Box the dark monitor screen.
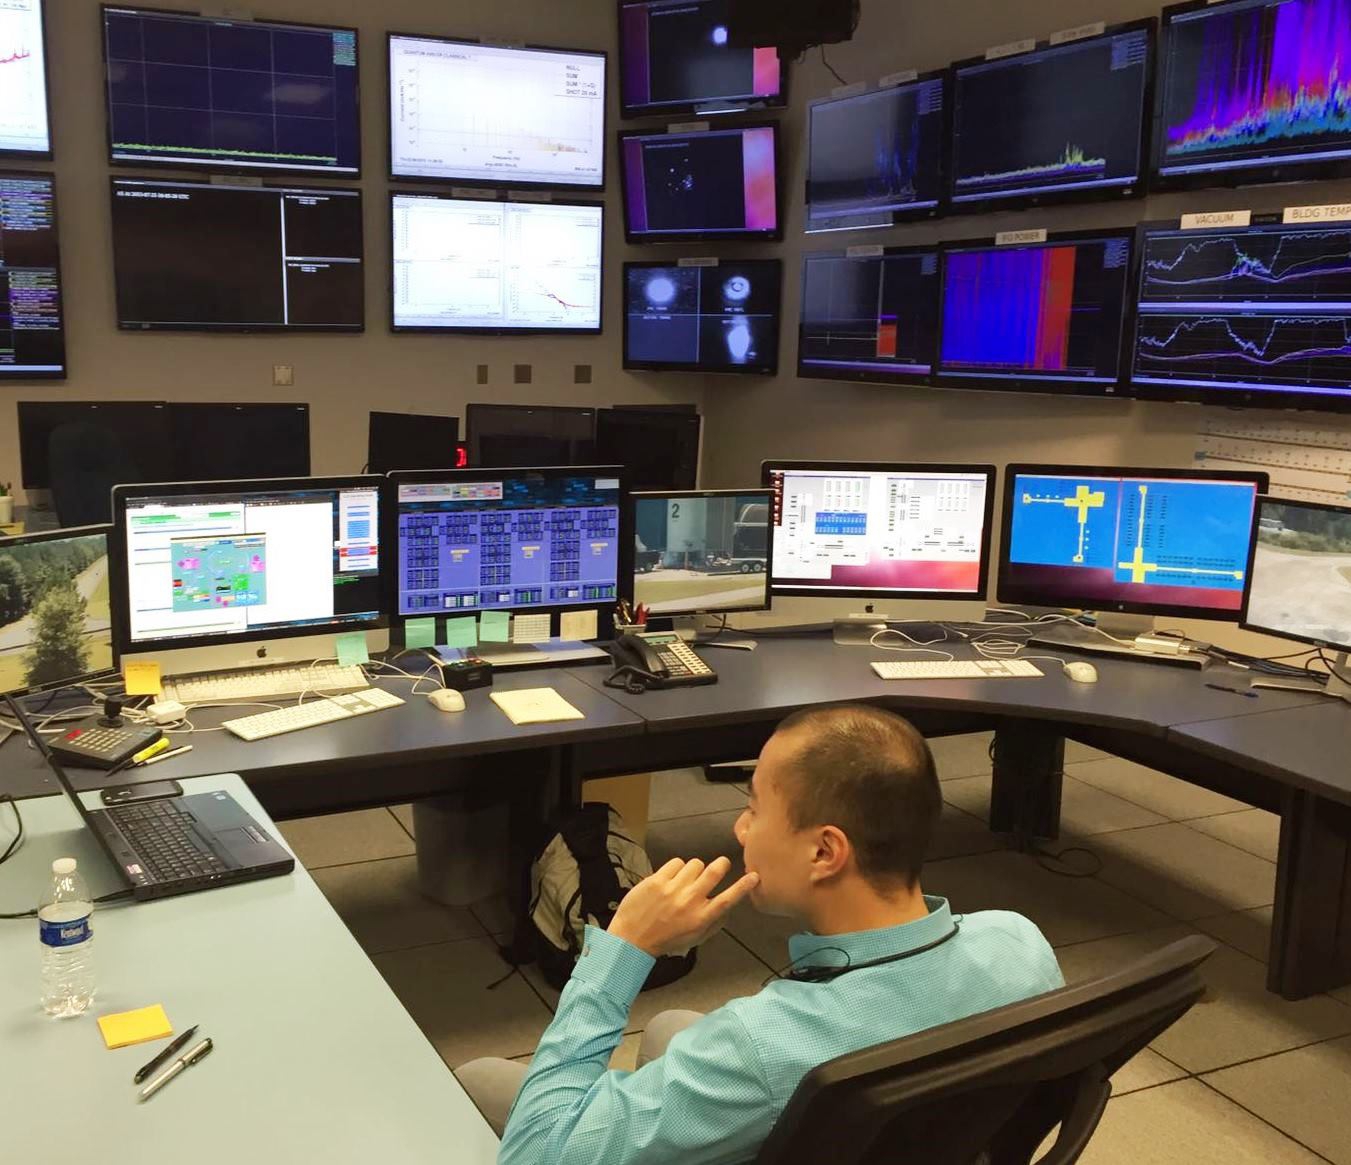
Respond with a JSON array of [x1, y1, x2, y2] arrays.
[[950, 21, 1154, 210], [620, 125, 780, 241], [169, 404, 310, 480], [1154, 0, 1351, 189], [936, 232, 1134, 395], [1243, 497, 1351, 651], [1130, 218, 1351, 412], [619, 0, 785, 118], [111, 178, 364, 332], [465, 404, 597, 469], [596, 409, 701, 491], [0, 0, 52, 159], [624, 261, 781, 374], [806, 74, 947, 232], [367, 411, 462, 474], [798, 246, 940, 386], [0, 172, 64, 379], [102, 5, 361, 175]]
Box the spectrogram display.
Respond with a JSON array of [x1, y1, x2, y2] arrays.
[[1158, 0, 1351, 179]]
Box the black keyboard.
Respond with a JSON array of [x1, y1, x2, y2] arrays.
[[108, 800, 227, 883]]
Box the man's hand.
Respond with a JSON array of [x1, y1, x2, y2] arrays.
[[608, 857, 759, 958]]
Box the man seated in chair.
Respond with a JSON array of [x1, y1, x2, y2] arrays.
[[458, 704, 1064, 1164]]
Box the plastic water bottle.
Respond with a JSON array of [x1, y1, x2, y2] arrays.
[[39, 858, 95, 1018]]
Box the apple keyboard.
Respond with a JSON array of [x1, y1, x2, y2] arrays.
[[222, 688, 405, 742], [870, 659, 1045, 681]]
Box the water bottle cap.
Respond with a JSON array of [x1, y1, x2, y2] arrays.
[[52, 858, 77, 875]]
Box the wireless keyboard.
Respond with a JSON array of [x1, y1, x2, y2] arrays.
[[222, 688, 405, 742], [871, 659, 1045, 681], [163, 663, 369, 706]]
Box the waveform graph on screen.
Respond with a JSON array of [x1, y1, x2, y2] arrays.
[[1136, 312, 1351, 389], [0, 0, 48, 154], [1142, 227, 1351, 304]]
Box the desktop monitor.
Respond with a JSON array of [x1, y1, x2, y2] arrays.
[[806, 72, 947, 232], [367, 412, 462, 475], [624, 260, 781, 374], [101, 5, 361, 176], [390, 193, 603, 334], [0, 527, 114, 697], [167, 404, 311, 481], [620, 124, 780, 242], [633, 490, 772, 616], [798, 246, 940, 386], [466, 404, 597, 470], [1153, 0, 1351, 191], [935, 230, 1134, 397], [111, 178, 364, 332], [0, 0, 52, 160], [0, 172, 65, 379], [949, 20, 1154, 211], [595, 408, 701, 491], [387, 33, 606, 189], [1130, 216, 1351, 413], [619, 0, 786, 119], [110, 476, 388, 678]]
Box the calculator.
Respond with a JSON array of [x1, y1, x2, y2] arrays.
[[49, 724, 164, 769]]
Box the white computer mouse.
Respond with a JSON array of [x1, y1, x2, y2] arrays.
[[428, 689, 466, 713], [1063, 661, 1099, 685]]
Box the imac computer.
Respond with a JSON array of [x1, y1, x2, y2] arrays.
[[390, 466, 628, 667], [1242, 496, 1351, 703], [752, 462, 997, 636], [1000, 464, 1268, 664], [111, 477, 388, 683]]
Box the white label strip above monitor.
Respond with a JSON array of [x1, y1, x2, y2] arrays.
[[1050, 21, 1105, 45], [1180, 210, 1251, 229], [880, 69, 919, 87], [985, 38, 1036, 61], [996, 228, 1048, 245], [678, 257, 719, 267], [1283, 203, 1351, 224]]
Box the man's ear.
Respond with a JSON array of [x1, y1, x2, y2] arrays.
[[808, 825, 852, 884]]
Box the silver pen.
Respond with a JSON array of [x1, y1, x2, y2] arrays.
[[138, 1038, 214, 1102]]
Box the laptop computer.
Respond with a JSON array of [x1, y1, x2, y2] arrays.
[[4, 694, 294, 901]]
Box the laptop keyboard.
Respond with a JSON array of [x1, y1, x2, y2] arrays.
[[109, 800, 227, 883]]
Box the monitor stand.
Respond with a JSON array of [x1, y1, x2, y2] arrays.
[[1029, 612, 1210, 669], [437, 639, 608, 670], [670, 614, 758, 650], [1251, 651, 1351, 705]]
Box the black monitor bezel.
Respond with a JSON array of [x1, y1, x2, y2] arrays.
[[618, 121, 783, 244], [946, 18, 1157, 216], [0, 0, 54, 162], [596, 408, 702, 490], [366, 410, 461, 475], [997, 462, 1271, 620], [631, 487, 774, 615], [622, 258, 782, 375], [616, 0, 789, 120], [796, 243, 941, 389], [0, 524, 116, 697], [933, 227, 1137, 399], [109, 475, 390, 659], [760, 460, 998, 602], [464, 403, 599, 468], [804, 69, 952, 233], [385, 31, 608, 191], [0, 169, 66, 380], [1241, 494, 1351, 653], [99, 3, 363, 178]]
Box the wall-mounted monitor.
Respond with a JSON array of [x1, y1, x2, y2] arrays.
[[388, 33, 606, 189], [0, 0, 52, 160], [0, 172, 64, 379], [620, 124, 779, 243], [619, 0, 785, 119], [798, 246, 940, 387], [624, 260, 781, 374], [1153, 0, 1351, 190], [391, 193, 603, 334], [949, 20, 1154, 212], [806, 72, 947, 232], [101, 5, 361, 176], [1130, 217, 1351, 412], [111, 178, 364, 332], [935, 230, 1134, 397]]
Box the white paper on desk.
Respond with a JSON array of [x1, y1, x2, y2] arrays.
[[560, 609, 599, 642], [491, 687, 586, 725]]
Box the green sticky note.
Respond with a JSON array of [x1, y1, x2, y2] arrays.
[[404, 617, 437, 649], [336, 631, 370, 667], [444, 616, 478, 649], [479, 611, 511, 643]]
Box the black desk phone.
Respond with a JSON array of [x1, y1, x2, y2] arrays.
[[609, 631, 718, 690]]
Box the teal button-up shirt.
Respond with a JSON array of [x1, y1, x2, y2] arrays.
[[497, 897, 1064, 1165]]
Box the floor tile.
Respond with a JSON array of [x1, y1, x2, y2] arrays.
[[926, 732, 993, 781], [927, 802, 1003, 861], [1206, 1036, 1351, 1165], [311, 855, 484, 955], [1195, 907, 1273, 964], [646, 809, 744, 869], [373, 936, 554, 1065], [1065, 740, 1111, 763], [470, 894, 515, 938], [943, 772, 1167, 837], [1111, 1048, 1187, 1096], [648, 767, 749, 822], [1333, 986, 1351, 1007], [723, 901, 801, 971], [1077, 1079, 1325, 1165], [1187, 810, 1281, 863], [277, 807, 417, 870], [391, 803, 415, 838], [1091, 823, 1275, 921], [1068, 757, 1250, 821]]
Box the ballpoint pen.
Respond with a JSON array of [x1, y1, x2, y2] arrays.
[[138, 1037, 213, 1102], [133, 1025, 199, 1085], [140, 744, 193, 767], [1205, 683, 1259, 699]]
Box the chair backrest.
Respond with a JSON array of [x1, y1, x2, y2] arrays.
[[754, 935, 1216, 1165]]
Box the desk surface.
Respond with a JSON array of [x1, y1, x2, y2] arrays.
[[0, 775, 499, 1165]]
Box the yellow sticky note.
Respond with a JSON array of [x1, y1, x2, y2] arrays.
[[98, 1004, 173, 1050], [560, 609, 599, 642], [123, 662, 162, 697]]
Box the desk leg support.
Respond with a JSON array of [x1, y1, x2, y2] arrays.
[[499, 755, 561, 966], [1270, 788, 1351, 1000], [990, 725, 1064, 851]]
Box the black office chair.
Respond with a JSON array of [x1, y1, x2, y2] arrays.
[[755, 935, 1216, 1165]]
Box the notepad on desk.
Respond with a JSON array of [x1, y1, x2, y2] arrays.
[[490, 687, 585, 725]]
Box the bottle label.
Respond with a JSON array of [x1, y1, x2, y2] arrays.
[[40, 916, 92, 948]]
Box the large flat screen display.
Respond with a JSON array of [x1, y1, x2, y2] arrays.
[[0, 172, 64, 378], [0, 0, 52, 159]]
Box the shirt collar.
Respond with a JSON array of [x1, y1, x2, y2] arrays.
[[786, 896, 956, 972]]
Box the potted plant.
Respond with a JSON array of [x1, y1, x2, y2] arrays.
[[0, 482, 12, 527]]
